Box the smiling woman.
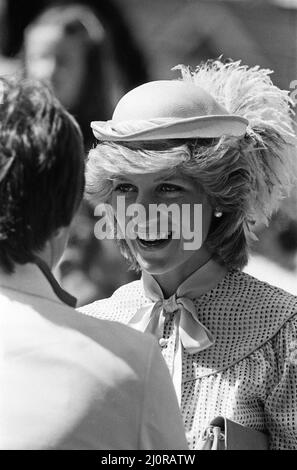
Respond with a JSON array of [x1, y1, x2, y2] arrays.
[[87, 136, 250, 273], [80, 59, 297, 449], [108, 168, 211, 294]]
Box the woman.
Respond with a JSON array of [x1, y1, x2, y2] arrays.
[[81, 59, 297, 449]]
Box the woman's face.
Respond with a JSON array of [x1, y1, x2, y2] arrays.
[[25, 25, 86, 109], [110, 169, 213, 276]]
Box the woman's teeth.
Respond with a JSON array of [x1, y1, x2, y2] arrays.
[[136, 232, 173, 248], [137, 232, 170, 241]]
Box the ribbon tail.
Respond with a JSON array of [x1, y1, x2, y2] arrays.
[[172, 312, 182, 407], [128, 302, 164, 338], [179, 302, 214, 353]]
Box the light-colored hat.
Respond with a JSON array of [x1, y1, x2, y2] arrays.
[[91, 80, 248, 141]]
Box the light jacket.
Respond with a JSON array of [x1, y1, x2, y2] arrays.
[[0, 260, 187, 450]]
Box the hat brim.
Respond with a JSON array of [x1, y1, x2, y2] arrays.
[[91, 115, 249, 141]]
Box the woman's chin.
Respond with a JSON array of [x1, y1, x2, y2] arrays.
[[135, 245, 180, 275], [139, 261, 175, 276]]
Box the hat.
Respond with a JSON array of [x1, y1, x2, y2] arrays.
[[91, 80, 249, 141]]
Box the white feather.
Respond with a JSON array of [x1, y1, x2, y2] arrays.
[[173, 59, 297, 238]]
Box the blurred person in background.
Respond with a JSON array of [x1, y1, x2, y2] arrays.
[[0, 76, 187, 450], [24, 3, 112, 147], [21, 2, 148, 306], [0, 0, 19, 76]]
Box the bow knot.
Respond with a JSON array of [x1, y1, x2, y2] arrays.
[[128, 260, 227, 404], [162, 294, 179, 314], [129, 289, 214, 354]]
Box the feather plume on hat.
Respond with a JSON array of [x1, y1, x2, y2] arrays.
[[173, 60, 297, 238]]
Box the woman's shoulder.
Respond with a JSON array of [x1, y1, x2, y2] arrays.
[[225, 268, 297, 314], [200, 268, 297, 333], [223, 269, 297, 341], [189, 269, 297, 378], [78, 279, 147, 322]]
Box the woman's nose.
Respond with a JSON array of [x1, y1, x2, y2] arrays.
[[135, 190, 162, 212]]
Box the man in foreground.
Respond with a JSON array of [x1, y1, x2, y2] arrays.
[[0, 77, 187, 450]]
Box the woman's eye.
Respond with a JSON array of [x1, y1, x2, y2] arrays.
[[114, 183, 137, 193], [159, 184, 184, 193]]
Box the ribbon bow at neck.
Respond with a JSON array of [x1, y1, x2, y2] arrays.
[[128, 270, 215, 355], [128, 264, 221, 404], [128, 260, 228, 403]]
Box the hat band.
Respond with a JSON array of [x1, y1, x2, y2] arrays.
[[91, 115, 249, 141]]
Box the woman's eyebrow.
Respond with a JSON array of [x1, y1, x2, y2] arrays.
[[154, 174, 187, 183], [111, 175, 133, 183]]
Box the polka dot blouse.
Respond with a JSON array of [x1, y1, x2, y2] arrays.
[[80, 269, 297, 450]]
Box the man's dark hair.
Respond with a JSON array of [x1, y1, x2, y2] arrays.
[[0, 76, 85, 273]]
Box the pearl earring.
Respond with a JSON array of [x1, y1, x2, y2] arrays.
[[214, 209, 223, 218]]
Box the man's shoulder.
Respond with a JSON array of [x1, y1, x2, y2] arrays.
[[76, 308, 156, 355], [0, 285, 156, 377], [65, 303, 158, 378], [51, 297, 157, 371], [0, 291, 159, 450]]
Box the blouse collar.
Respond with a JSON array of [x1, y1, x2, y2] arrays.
[[141, 257, 228, 300]]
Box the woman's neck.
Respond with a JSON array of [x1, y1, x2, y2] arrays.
[[153, 248, 212, 298]]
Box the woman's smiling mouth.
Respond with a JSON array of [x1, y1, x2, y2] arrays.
[[136, 232, 173, 249]]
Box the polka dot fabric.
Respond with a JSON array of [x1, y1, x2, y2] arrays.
[[80, 270, 297, 449]]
